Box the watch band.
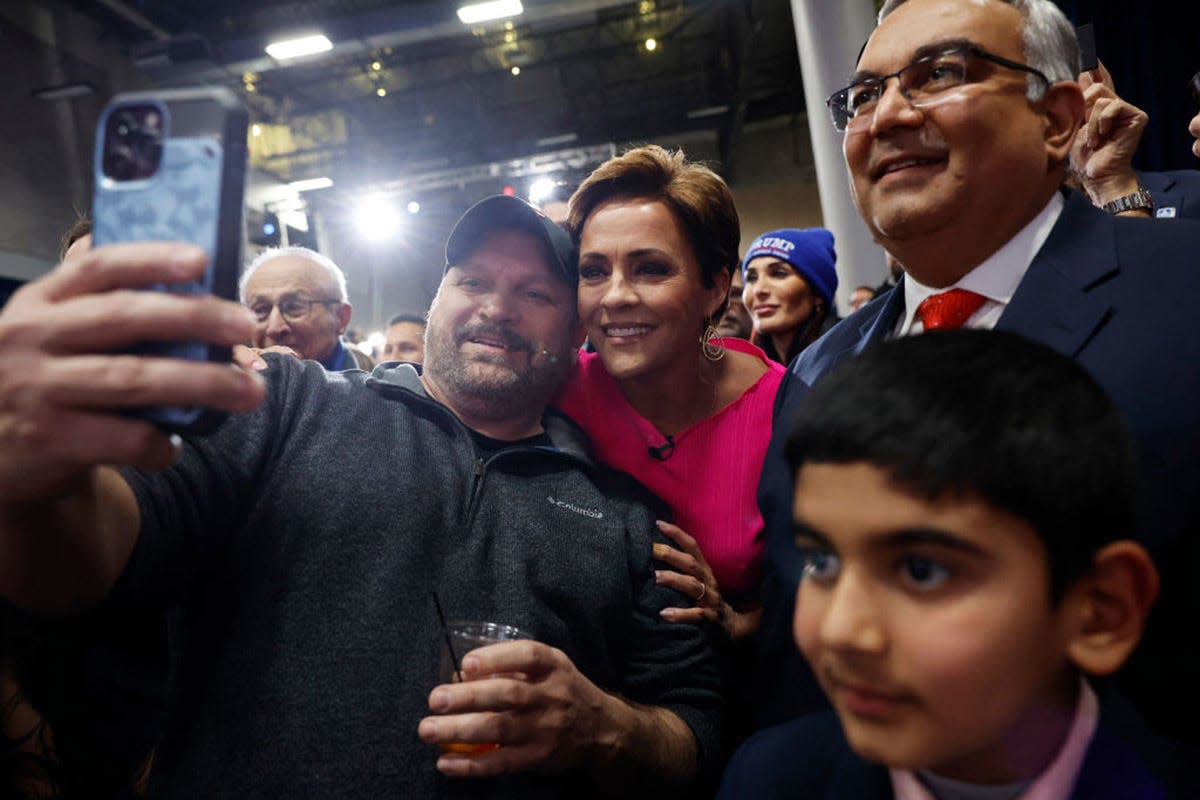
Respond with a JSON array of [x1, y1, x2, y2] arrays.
[[1102, 188, 1154, 215]]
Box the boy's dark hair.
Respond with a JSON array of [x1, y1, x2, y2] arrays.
[[785, 329, 1138, 601], [387, 313, 426, 327]]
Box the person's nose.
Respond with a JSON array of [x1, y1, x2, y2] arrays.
[[263, 305, 291, 339], [600, 270, 638, 309], [479, 289, 519, 324], [818, 571, 887, 656], [868, 78, 925, 135]]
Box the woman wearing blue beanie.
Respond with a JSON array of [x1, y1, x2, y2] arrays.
[[740, 227, 838, 365]]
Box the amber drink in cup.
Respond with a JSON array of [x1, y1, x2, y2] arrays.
[[437, 621, 531, 754]]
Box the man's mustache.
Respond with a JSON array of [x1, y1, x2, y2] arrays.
[[455, 323, 532, 354]]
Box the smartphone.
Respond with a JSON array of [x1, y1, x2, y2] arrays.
[[1075, 23, 1097, 73], [92, 87, 248, 433]]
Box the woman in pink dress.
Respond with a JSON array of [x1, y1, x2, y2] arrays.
[[554, 145, 794, 645]]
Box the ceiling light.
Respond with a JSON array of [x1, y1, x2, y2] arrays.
[[407, 201, 421, 214], [265, 34, 333, 60], [31, 82, 95, 101], [288, 177, 334, 192], [536, 132, 577, 147], [355, 195, 401, 242], [644, 38, 658, 51], [371, 60, 382, 71], [457, 0, 523, 25], [376, 87, 388, 97], [686, 105, 729, 119], [251, 124, 263, 137], [510, 66, 521, 76], [528, 177, 557, 205]]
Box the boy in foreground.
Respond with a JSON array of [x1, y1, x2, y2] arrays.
[[720, 330, 1185, 799]]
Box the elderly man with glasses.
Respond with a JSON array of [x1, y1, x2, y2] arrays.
[[752, 0, 1200, 752], [240, 246, 375, 370]]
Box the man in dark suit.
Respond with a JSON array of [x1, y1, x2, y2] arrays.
[[754, 0, 1200, 747]]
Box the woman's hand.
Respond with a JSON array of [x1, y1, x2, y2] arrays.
[[652, 520, 761, 642]]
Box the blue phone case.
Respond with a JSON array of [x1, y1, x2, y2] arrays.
[[92, 89, 247, 433]]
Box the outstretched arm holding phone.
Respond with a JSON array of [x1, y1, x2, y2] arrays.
[[0, 240, 263, 611]]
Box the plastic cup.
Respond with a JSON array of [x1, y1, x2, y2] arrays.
[[437, 621, 531, 754]]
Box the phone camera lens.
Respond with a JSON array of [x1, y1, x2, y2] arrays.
[[103, 104, 164, 182]]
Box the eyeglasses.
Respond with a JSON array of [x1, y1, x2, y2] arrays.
[[826, 43, 1051, 132], [247, 298, 340, 322]]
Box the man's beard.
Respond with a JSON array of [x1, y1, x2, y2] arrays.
[[424, 319, 574, 421]]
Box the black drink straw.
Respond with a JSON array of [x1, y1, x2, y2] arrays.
[[431, 592, 463, 683]]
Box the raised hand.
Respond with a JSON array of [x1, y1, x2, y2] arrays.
[[1070, 63, 1148, 208], [0, 240, 263, 500], [1190, 111, 1200, 159], [0, 239, 265, 609]]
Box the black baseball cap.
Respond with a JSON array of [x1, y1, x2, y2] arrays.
[[444, 195, 578, 285]]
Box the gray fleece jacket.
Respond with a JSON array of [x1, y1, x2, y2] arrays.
[[115, 354, 723, 798]]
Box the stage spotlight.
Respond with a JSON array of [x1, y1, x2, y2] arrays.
[[528, 177, 557, 206], [355, 195, 401, 242]]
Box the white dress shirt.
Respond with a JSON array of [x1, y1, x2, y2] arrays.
[[895, 193, 1065, 337]]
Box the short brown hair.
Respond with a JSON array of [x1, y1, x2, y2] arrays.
[[566, 145, 740, 320]]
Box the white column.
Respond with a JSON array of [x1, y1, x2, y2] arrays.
[[790, 0, 887, 313]]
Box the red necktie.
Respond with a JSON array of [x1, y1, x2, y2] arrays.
[[916, 289, 987, 331]]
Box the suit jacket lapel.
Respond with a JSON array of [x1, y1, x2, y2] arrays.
[[861, 283, 905, 345], [833, 283, 905, 361], [997, 192, 1117, 358], [793, 285, 904, 385]]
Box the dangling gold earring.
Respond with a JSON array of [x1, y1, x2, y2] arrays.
[[701, 323, 725, 362]]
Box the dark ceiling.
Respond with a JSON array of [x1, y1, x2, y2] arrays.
[[77, 0, 804, 190]]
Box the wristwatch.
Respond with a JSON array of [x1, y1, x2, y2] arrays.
[[1102, 188, 1154, 215]]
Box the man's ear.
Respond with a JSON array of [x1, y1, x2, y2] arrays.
[[335, 302, 353, 336], [1041, 81, 1086, 168], [1064, 541, 1159, 677]]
